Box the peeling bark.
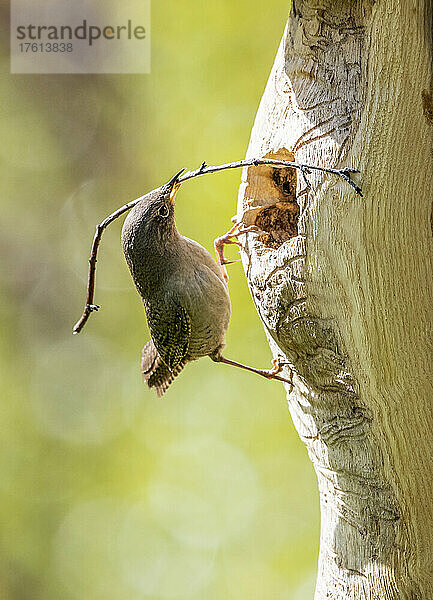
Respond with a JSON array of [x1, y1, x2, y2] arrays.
[[237, 1, 433, 598]]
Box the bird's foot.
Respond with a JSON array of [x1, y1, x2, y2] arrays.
[[260, 357, 291, 377], [211, 352, 293, 385], [214, 223, 259, 281], [253, 357, 293, 384]]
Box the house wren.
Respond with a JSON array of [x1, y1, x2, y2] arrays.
[[121, 170, 291, 396]]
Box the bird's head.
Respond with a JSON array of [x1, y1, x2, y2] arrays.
[[122, 168, 185, 248], [141, 167, 184, 223]]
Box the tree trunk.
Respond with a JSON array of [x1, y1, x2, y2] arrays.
[[236, 1, 433, 598]]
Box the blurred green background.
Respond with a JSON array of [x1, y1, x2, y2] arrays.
[[0, 1, 319, 598]]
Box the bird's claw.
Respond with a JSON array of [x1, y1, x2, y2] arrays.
[[214, 223, 259, 281], [220, 259, 242, 266], [261, 357, 293, 384]]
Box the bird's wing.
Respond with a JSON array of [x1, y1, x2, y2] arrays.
[[146, 303, 191, 371]]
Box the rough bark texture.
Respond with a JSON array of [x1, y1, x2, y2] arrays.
[[236, 1, 433, 598]]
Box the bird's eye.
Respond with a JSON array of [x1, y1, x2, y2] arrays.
[[158, 204, 170, 218]]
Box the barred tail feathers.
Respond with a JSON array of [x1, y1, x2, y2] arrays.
[[141, 340, 186, 397]]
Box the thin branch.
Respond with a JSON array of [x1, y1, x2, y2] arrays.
[[178, 158, 362, 196], [73, 157, 362, 334], [72, 197, 145, 334]]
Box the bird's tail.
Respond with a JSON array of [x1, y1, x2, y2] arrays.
[[141, 340, 186, 397]]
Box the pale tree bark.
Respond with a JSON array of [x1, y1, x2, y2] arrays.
[[236, 1, 433, 598]]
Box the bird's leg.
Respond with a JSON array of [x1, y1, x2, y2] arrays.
[[211, 352, 293, 385], [214, 223, 259, 281]]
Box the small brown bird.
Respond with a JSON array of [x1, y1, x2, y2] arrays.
[[121, 170, 290, 396]]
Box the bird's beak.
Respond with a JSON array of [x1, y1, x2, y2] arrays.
[[169, 181, 181, 205], [164, 168, 185, 205]]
